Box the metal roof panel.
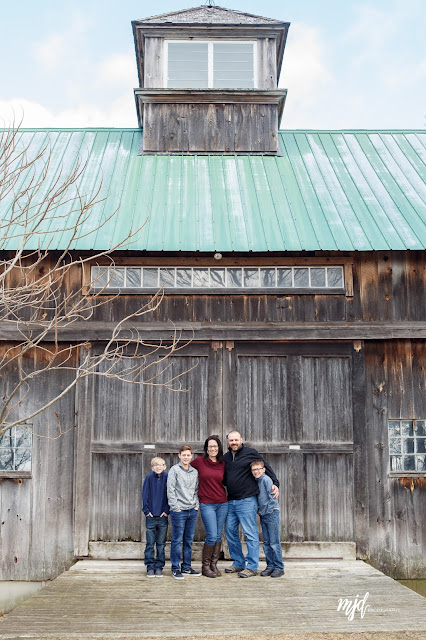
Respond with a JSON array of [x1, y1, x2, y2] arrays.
[[1, 128, 425, 252]]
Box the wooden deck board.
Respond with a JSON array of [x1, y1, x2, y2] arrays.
[[0, 560, 425, 638]]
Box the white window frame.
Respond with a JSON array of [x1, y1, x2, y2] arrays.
[[164, 40, 258, 89]]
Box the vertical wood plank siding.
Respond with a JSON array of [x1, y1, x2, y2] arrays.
[[365, 340, 426, 578]]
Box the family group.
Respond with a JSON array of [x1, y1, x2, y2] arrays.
[[142, 430, 285, 580]]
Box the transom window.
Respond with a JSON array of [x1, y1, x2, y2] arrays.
[[388, 420, 426, 473], [165, 41, 256, 89], [0, 425, 32, 472], [91, 266, 344, 292]]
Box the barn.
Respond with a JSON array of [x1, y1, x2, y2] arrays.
[[0, 5, 425, 583]]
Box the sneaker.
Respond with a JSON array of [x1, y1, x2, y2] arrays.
[[172, 570, 184, 580], [238, 568, 257, 578], [260, 567, 274, 577], [154, 568, 163, 578], [181, 567, 201, 576], [224, 565, 245, 574], [147, 569, 155, 578], [270, 569, 285, 578]]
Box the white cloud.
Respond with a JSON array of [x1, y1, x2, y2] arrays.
[[0, 96, 137, 128], [35, 12, 90, 72], [279, 22, 334, 128], [97, 54, 137, 90]]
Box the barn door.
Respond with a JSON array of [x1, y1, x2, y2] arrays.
[[74, 343, 222, 556], [223, 343, 355, 542]]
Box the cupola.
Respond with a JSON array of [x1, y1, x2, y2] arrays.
[[132, 5, 289, 154]]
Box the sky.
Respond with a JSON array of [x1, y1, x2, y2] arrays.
[[1, 0, 425, 130]]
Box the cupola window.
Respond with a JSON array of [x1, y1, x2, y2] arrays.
[[165, 41, 256, 89]]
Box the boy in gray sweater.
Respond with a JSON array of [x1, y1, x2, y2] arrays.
[[251, 460, 285, 577], [167, 444, 201, 579]]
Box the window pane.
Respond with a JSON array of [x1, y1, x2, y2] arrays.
[[210, 269, 226, 287], [388, 421, 401, 437], [277, 268, 292, 287], [108, 268, 125, 288], [294, 268, 309, 287], [227, 268, 242, 287], [91, 266, 109, 288], [401, 420, 414, 437], [0, 449, 14, 470], [213, 43, 254, 88], [159, 268, 175, 287], [193, 268, 209, 287], [389, 439, 401, 455], [390, 456, 402, 471], [176, 268, 192, 287], [15, 449, 31, 471], [0, 430, 14, 448], [260, 268, 276, 287], [416, 455, 426, 471], [143, 268, 158, 288], [15, 427, 32, 448], [415, 438, 426, 454], [403, 455, 415, 471], [310, 268, 326, 287], [126, 268, 142, 288], [244, 268, 259, 287], [327, 267, 343, 288], [403, 438, 414, 454], [168, 42, 208, 88], [415, 421, 426, 436]]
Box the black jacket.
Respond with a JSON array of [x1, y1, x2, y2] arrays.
[[223, 444, 279, 500]]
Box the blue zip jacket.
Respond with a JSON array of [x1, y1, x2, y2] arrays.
[[142, 471, 170, 516]]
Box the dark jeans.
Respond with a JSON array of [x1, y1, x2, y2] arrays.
[[144, 515, 168, 570], [170, 508, 198, 572], [260, 509, 284, 571]]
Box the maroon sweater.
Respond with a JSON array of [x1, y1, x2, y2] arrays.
[[191, 456, 227, 504]]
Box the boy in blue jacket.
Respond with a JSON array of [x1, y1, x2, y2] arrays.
[[251, 459, 285, 578], [142, 457, 169, 578]]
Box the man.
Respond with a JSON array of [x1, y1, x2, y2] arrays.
[[224, 430, 279, 578]]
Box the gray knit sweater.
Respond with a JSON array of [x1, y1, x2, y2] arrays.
[[167, 462, 199, 512]]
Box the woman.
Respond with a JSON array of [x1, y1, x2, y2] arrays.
[[191, 435, 228, 577]]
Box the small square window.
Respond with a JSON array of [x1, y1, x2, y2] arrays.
[[388, 420, 426, 474], [143, 268, 159, 288], [0, 425, 32, 473]]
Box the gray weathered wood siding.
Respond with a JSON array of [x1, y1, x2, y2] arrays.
[[142, 103, 278, 153], [0, 346, 77, 581], [364, 340, 426, 579]]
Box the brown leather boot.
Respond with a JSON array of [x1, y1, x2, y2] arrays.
[[202, 543, 217, 578], [211, 541, 222, 577]]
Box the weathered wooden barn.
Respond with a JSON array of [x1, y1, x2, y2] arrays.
[[0, 5, 425, 583]]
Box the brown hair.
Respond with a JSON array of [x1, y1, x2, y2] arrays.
[[179, 444, 193, 453], [250, 459, 265, 469]]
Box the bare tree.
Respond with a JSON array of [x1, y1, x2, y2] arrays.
[[0, 122, 192, 444]]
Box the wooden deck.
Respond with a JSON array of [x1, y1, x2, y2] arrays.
[[0, 559, 425, 639]]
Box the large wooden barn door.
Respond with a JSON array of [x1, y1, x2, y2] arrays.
[[74, 343, 222, 556], [223, 343, 355, 542]]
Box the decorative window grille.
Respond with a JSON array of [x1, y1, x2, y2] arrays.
[[388, 420, 426, 473], [0, 425, 32, 472], [165, 41, 256, 89], [90, 265, 345, 292]]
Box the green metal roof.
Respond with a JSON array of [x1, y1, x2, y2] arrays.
[[2, 128, 426, 252]]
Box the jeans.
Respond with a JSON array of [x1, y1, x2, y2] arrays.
[[144, 515, 168, 570], [200, 502, 229, 546], [225, 496, 259, 572], [260, 510, 284, 571], [170, 508, 198, 572]]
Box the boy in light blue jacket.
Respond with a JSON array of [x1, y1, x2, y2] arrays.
[[251, 459, 285, 577]]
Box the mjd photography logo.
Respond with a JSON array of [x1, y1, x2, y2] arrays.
[[337, 592, 370, 621]]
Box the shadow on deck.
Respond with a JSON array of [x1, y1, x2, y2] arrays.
[[0, 559, 425, 639]]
